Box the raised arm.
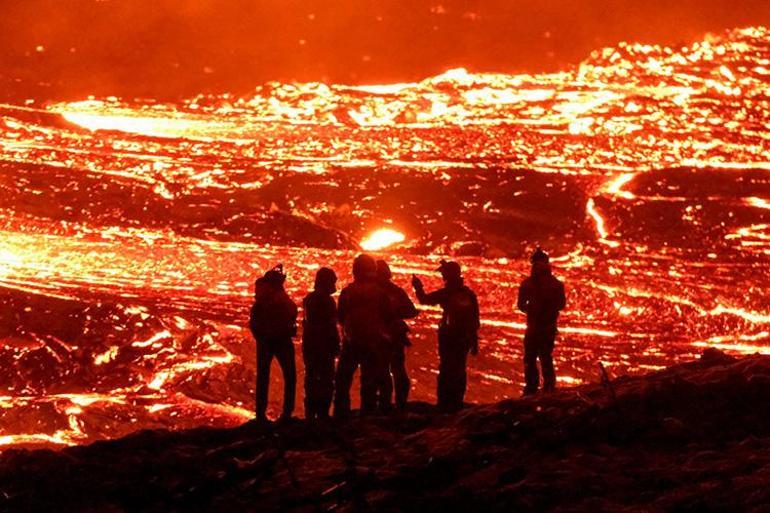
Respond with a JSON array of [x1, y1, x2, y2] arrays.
[[412, 275, 448, 306], [415, 287, 446, 306]]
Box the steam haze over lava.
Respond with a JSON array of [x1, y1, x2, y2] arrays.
[[3, 0, 770, 98]]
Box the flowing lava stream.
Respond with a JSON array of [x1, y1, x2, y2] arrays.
[[1, 27, 769, 448]]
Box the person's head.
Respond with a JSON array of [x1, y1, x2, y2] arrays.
[[262, 263, 286, 286], [314, 267, 337, 295], [255, 264, 286, 298], [376, 259, 392, 282], [352, 254, 377, 282], [438, 259, 462, 286], [530, 248, 551, 277], [530, 247, 549, 265]]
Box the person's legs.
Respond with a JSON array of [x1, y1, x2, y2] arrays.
[[522, 331, 539, 395], [375, 344, 391, 412], [454, 349, 468, 409], [380, 349, 394, 411], [255, 342, 273, 420], [274, 340, 296, 418], [437, 331, 467, 412], [317, 355, 335, 418], [437, 357, 448, 410], [437, 331, 450, 410], [333, 343, 357, 418], [391, 346, 410, 409], [441, 347, 467, 412], [540, 330, 557, 392], [359, 343, 380, 415], [303, 354, 318, 419]]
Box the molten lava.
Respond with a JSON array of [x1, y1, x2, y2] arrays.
[[0, 27, 769, 448], [360, 229, 406, 251]]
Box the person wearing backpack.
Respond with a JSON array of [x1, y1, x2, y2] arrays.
[[249, 264, 298, 423], [517, 248, 566, 396], [412, 260, 480, 412], [301, 267, 340, 420], [333, 254, 392, 417]]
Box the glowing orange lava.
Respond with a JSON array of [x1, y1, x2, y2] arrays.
[[360, 228, 406, 251], [0, 27, 769, 448]]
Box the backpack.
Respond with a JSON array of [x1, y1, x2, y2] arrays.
[[250, 286, 297, 341], [341, 282, 388, 345]]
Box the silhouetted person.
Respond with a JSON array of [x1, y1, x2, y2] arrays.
[[249, 264, 298, 422], [302, 267, 340, 420], [517, 248, 566, 396], [412, 260, 479, 412], [334, 254, 392, 417], [376, 260, 418, 410]]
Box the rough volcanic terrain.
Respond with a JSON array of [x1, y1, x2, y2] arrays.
[[2, 349, 770, 512]]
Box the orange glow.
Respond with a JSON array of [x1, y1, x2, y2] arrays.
[[360, 228, 406, 251], [747, 197, 770, 210], [1, 27, 769, 448], [58, 103, 222, 138], [604, 173, 637, 200], [586, 199, 620, 247]]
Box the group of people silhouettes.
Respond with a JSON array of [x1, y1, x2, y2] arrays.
[[248, 248, 565, 422]]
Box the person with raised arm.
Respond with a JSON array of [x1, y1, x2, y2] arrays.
[[412, 260, 479, 412]]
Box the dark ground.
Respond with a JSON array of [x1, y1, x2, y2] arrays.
[[2, 349, 770, 512]]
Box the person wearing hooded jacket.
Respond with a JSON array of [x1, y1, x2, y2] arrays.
[[249, 264, 298, 422], [333, 254, 392, 417], [412, 260, 480, 412], [376, 259, 418, 410], [301, 267, 340, 420], [517, 248, 566, 396]]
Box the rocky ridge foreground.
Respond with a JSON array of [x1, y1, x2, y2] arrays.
[[2, 350, 770, 512]]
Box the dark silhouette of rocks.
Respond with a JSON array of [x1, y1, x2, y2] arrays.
[[3, 349, 770, 512]]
